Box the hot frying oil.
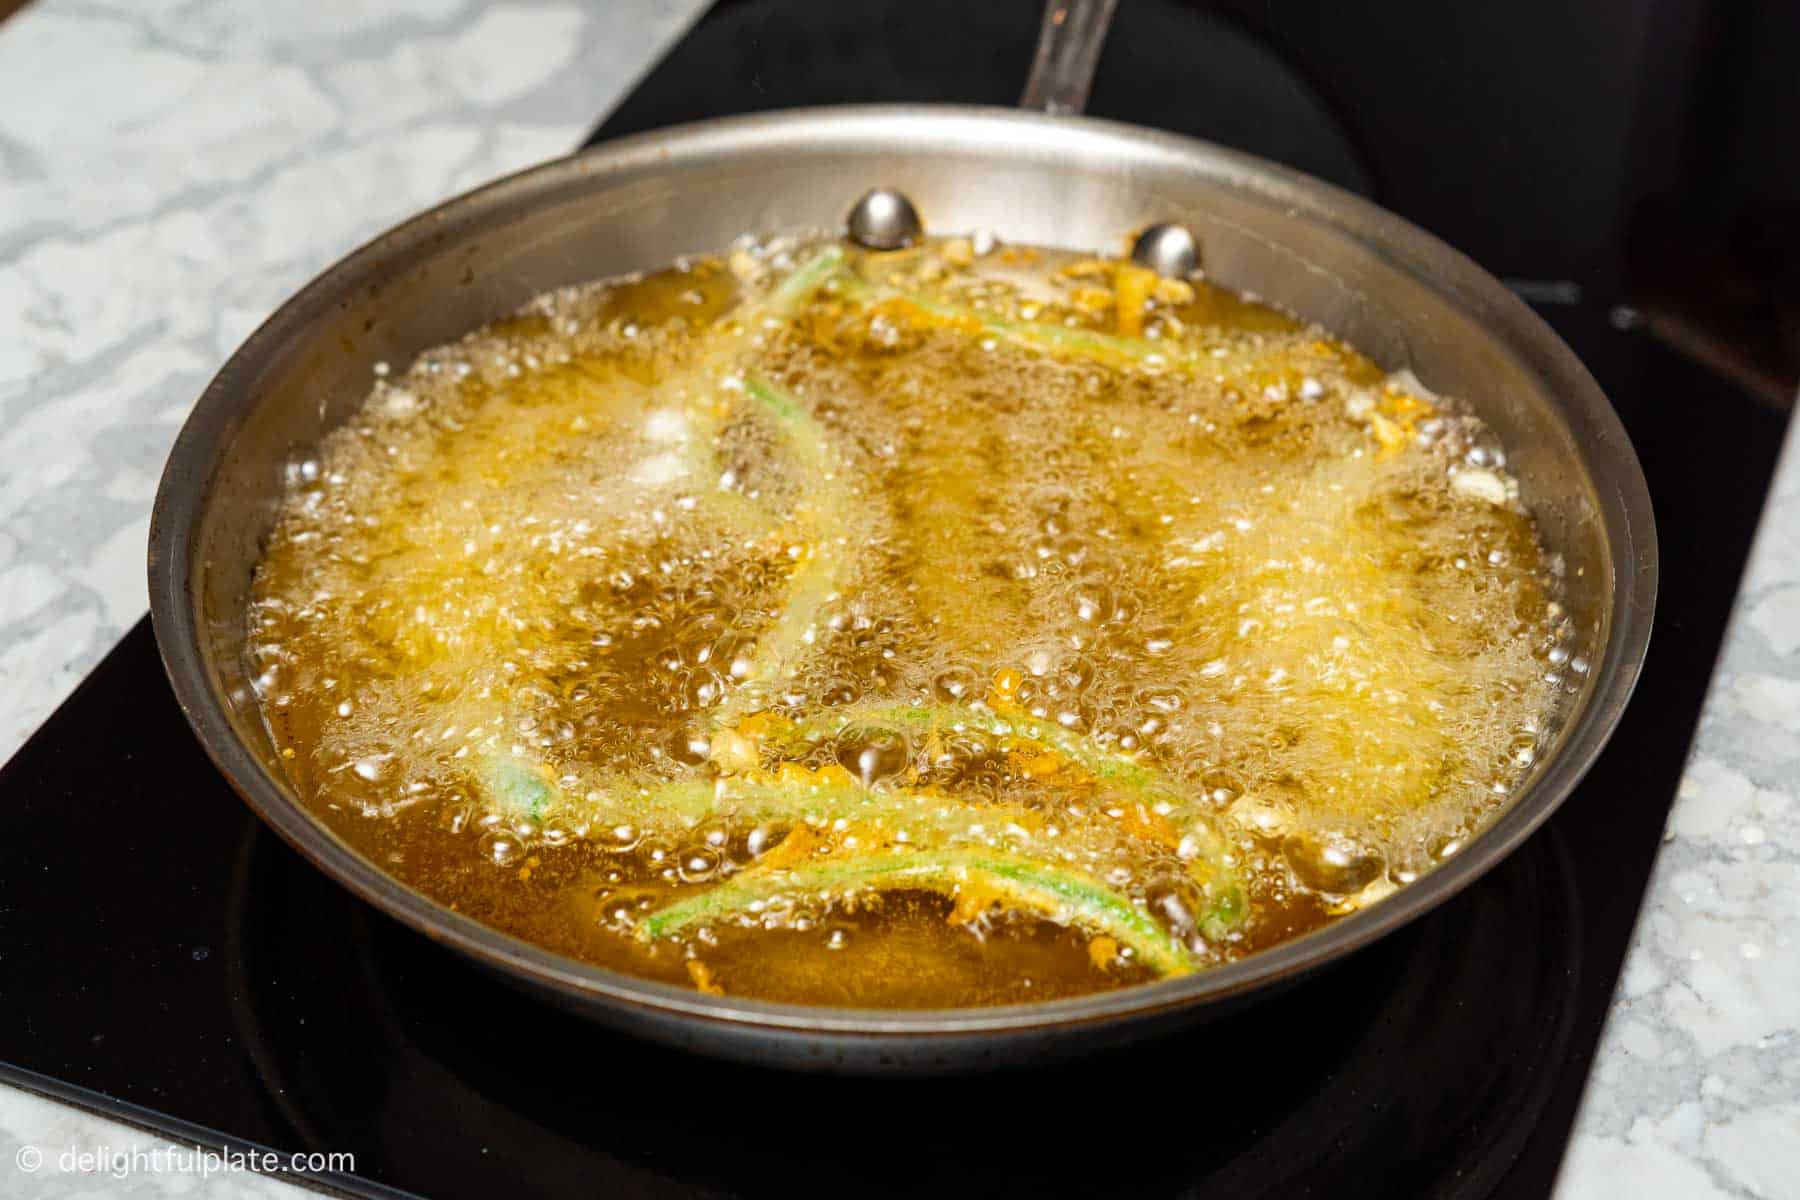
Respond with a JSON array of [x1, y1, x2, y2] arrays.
[[248, 237, 1571, 1006]]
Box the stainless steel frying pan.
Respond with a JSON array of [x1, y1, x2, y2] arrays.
[[147, 2, 1655, 1072]]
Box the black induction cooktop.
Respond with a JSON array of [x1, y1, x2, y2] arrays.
[[1, 3, 1790, 1197]]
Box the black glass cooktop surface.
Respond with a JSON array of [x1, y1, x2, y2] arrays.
[[1, 2, 1790, 1197]]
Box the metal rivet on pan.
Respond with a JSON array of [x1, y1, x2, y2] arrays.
[[1129, 222, 1202, 279], [846, 188, 924, 250]]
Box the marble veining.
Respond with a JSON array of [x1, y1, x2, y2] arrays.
[[1558, 429, 1800, 1199], [0, 1, 1795, 1195]]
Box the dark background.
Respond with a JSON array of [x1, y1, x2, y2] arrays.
[[1199, 0, 1800, 407]]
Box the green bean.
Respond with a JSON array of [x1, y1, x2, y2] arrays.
[[645, 246, 850, 541], [838, 268, 1357, 390], [906, 292, 1197, 367], [687, 246, 846, 374], [710, 373, 851, 725], [479, 754, 555, 821], [753, 701, 1236, 872], [638, 847, 1196, 977], [834, 271, 1203, 370], [476, 759, 1045, 846], [754, 701, 1245, 929], [767, 245, 847, 315], [477, 755, 699, 828], [762, 701, 1177, 800], [743, 374, 833, 478], [477, 755, 1243, 944], [478, 756, 681, 827], [798, 251, 1335, 387], [639, 250, 858, 725]]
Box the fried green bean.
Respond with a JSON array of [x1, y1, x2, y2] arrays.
[[637, 847, 1196, 976], [750, 701, 1237, 873], [665, 245, 851, 537], [834, 271, 1203, 370], [761, 701, 1179, 801], [767, 244, 847, 314], [478, 756, 1047, 844], [479, 754, 556, 821], [710, 372, 852, 725]]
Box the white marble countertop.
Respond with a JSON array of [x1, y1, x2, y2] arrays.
[[1557, 427, 1800, 1197], [0, 1, 1794, 1196]]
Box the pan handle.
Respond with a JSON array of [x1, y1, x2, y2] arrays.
[[1018, 0, 1121, 116]]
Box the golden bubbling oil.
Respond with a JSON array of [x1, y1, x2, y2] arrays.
[[247, 235, 1572, 1006]]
